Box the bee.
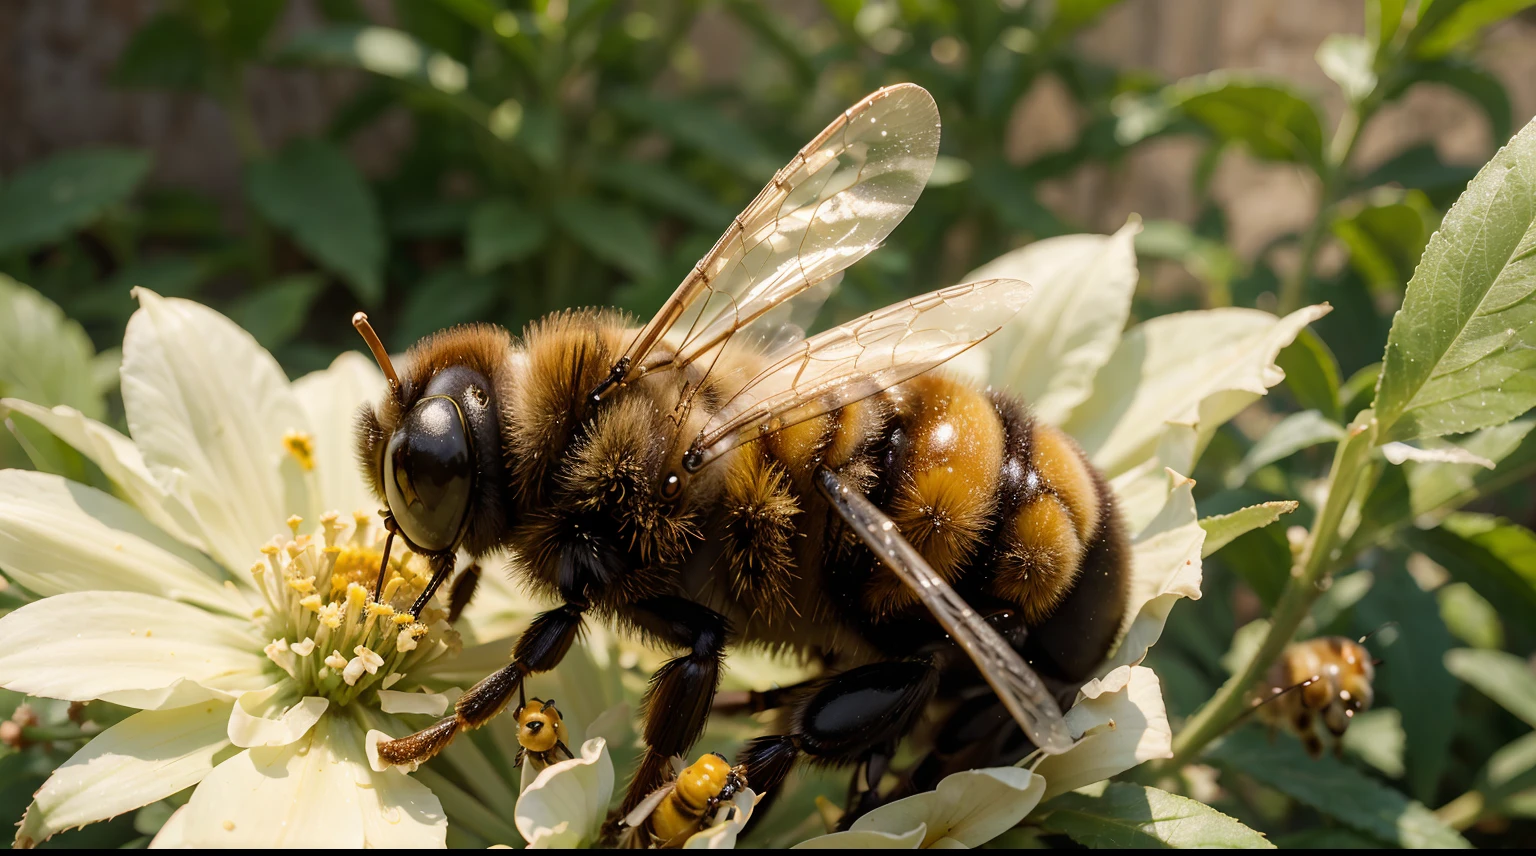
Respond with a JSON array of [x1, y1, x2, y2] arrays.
[[514, 698, 573, 769], [617, 752, 750, 848], [1254, 636, 1377, 758], [355, 82, 1130, 816]]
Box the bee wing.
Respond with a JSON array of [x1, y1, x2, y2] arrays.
[[621, 780, 675, 830], [688, 278, 1033, 470], [813, 467, 1072, 754], [603, 83, 940, 392]]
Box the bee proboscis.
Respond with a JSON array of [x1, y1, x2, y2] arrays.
[[356, 81, 1131, 819]]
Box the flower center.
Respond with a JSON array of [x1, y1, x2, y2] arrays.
[[249, 512, 459, 706]]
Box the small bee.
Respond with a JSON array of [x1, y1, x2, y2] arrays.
[[618, 753, 749, 848], [1254, 636, 1377, 758], [358, 82, 1130, 816], [514, 698, 573, 769]]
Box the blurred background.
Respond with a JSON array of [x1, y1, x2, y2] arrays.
[[5, 0, 1536, 848]]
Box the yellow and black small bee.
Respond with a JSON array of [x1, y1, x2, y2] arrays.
[[514, 698, 573, 769], [1254, 636, 1377, 758], [618, 752, 749, 849]]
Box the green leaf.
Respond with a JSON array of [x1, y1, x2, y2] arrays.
[[1374, 115, 1536, 442], [1358, 565, 1459, 802], [1445, 647, 1536, 728], [1332, 191, 1434, 298], [1210, 729, 1471, 848], [1277, 329, 1343, 421], [0, 149, 151, 255], [1306, 569, 1376, 635], [1397, 59, 1514, 144], [277, 24, 469, 94], [1414, 0, 1536, 58], [590, 161, 733, 228], [1228, 410, 1346, 487], [610, 92, 780, 181], [0, 276, 103, 420], [111, 12, 212, 92], [553, 198, 660, 281], [1039, 783, 1274, 848], [392, 267, 500, 349], [1343, 707, 1407, 779], [1353, 143, 1479, 204], [1474, 730, 1536, 813], [466, 198, 548, 273], [1341, 362, 1383, 420], [246, 139, 385, 305], [1167, 75, 1327, 171], [1439, 581, 1505, 648], [1407, 417, 1536, 519], [225, 274, 325, 350], [1371, 0, 1408, 48], [1317, 33, 1377, 102], [1199, 501, 1298, 557], [1405, 514, 1536, 629]]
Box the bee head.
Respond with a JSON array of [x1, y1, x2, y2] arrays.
[[354, 314, 513, 557]]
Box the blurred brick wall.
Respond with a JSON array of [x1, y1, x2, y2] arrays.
[[4, 0, 1534, 261]]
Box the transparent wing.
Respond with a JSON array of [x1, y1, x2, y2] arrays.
[[595, 83, 940, 398], [814, 468, 1073, 755], [686, 278, 1033, 470]]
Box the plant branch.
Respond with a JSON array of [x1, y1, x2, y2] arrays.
[[1163, 411, 1377, 768]]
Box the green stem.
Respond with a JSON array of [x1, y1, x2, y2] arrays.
[[1164, 411, 1377, 768], [20, 724, 94, 743]]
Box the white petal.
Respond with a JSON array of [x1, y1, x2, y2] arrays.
[[0, 399, 207, 549], [15, 700, 233, 848], [515, 737, 613, 848], [683, 789, 759, 849], [793, 825, 926, 849], [1108, 426, 1197, 536], [120, 291, 314, 571], [292, 351, 387, 517], [1063, 305, 1329, 478], [179, 714, 364, 847], [0, 470, 240, 614], [0, 591, 266, 709], [850, 767, 1045, 848], [1034, 665, 1172, 800], [969, 222, 1140, 426], [326, 714, 449, 848], [149, 805, 192, 848], [378, 689, 451, 716], [227, 684, 329, 748], [1101, 469, 1205, 673], [1381, 441, 1495, 468]]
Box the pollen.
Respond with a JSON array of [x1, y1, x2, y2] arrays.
[[283, 432, 317, 472]]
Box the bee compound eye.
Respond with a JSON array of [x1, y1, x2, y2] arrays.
[[661, 472, 683, 501], [384, 396, 474, 553]]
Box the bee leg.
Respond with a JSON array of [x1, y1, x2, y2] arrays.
[[445, 562, 482, 624], [738, 658, 939, 798], [712, 676, 820, 714], [621, 597, 731, 813], [841, 746, 894, 828], [375, 600, 587, 767]]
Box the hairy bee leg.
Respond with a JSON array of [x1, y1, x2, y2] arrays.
[[620, 597, 730, 814], [712, 676, 821, 714], [408, 551, 458, 617], [445, 562, 482, 624], [376, 601, 587, 767], [736, 658, 939, 798]]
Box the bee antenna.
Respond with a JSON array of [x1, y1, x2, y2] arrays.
[[1234, 676, 1318, 727], [1358, 622, 1398, 645], [374, 525, 396, 602], [352, 312, 401, 392]]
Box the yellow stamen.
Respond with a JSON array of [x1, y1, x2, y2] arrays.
[[283, 432, 316, 472]]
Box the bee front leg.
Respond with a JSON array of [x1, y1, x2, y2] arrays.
[[620, 597, 731, 814], [375, 601, 587, 768]]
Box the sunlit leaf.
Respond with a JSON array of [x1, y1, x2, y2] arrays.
[[1445, 647, 1536, 728], [1228, 410, 1345, 487], [1374, 115, 1536, 442], [1039, 783, 1273, 848], [1414, 0, 1536, 58], [1199, 501, 1298, 557], [1342, 709, 1407, 780], [1332, 191, 1435, 298], [0, 149, 151, 256], [1166, 75, 1326, 170], [246, 139, 385, 305], [1438, 581, 1505, 649], [1210, 730, 1470, 848]]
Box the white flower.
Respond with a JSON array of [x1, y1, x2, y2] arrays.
[[513, 737, 615, 848], [794, 222, 1323, 848], [0, 290, 458, 848]]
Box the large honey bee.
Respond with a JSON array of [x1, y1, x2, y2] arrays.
[[1254, 636, 1377, 758], [618, 753, 750, 848], [353, 83, 1130, 817]]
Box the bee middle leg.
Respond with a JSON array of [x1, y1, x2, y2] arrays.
[[375, 600, 587, 767], [621, 596, 731, 813], [736, 657, 939, 812]]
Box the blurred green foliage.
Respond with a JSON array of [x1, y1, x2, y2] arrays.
[[6, 0, 1536, 849]]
